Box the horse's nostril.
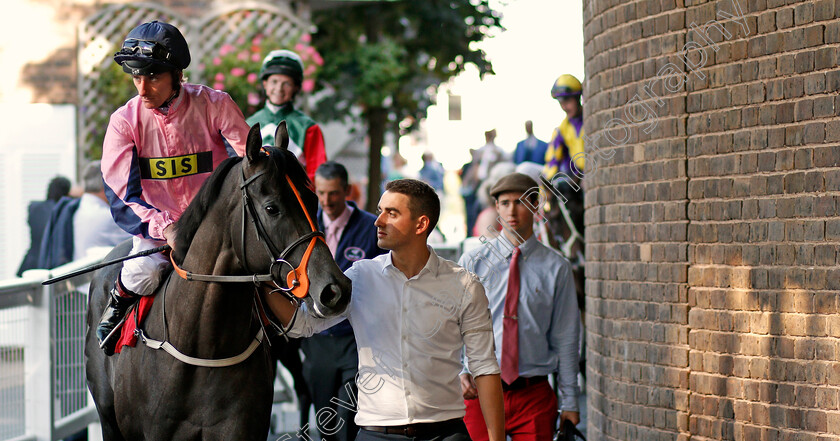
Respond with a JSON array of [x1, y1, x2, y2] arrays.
[[319, 283, 340, 308]]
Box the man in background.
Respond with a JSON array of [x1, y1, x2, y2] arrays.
[[513, 120, 548, 166], [17, 176, 71, 276], [459, 173, 581, 441], [73, 161, 132, 259]]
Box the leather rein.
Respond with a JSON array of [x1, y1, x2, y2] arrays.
[[136, 161, 324, 368]]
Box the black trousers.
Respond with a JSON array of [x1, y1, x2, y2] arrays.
[[356, 421, 471, 441], [301, 333, 359, 441]]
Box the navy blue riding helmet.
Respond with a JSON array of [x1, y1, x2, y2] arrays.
[[113, 20, 191, 75]]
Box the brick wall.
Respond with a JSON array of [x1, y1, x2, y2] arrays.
[[583, 0, 840, 440]]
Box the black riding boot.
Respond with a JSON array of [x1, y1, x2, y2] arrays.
[[96, 281, 138, 356]]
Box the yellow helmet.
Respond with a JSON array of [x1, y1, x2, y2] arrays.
[[551, 74, 582, 99]]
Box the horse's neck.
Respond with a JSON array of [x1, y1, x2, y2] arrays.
[[160, 225, 257, 356]]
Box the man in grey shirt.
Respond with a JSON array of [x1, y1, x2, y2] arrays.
[[459, 172, 581, 441]]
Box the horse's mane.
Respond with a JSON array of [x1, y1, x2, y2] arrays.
[[172, 147, 316, 265], [172, 156, 243, 264]]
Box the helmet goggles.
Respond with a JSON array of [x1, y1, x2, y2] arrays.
[[115, 39, 172, 64]]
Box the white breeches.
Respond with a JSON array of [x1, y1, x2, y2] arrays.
[[119, 236, 169, 296]]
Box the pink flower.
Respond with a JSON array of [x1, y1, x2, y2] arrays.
[[247, 73, 258, 84], [247, 92, 261, 106], [294, 43, 306, 53], [312, 52, 324, 66], [236, 36, 245, 45], [237, 51, 248, 61], [305, 64, 317, 76], [252, 36, 263, 46], [212, 57, 222, 66], [219, 44, 234, 56], [214, 72, 225, 82], [251, 53, 261, 62], [213, 82, 225, 90], [302, 79, 315, 93], [231, 67, 246, 77]]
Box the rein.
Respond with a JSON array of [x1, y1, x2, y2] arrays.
[[136, 160, 322, 368], [556, 200, 582, 260]]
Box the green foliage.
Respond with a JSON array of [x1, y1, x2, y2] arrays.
[[310, 1, 503, 134], [319, 38, 407, 109]]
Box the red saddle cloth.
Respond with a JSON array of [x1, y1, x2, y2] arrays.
[[114, 295, 156, 354]]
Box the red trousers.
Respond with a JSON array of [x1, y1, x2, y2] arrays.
[[463, 380, 558, 441]]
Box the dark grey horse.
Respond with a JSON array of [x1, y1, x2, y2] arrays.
[[85, 123, 351, 440]]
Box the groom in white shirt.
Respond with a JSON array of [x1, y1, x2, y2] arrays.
[[266, 178, 504, 441]]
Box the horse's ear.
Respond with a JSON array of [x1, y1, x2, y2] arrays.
[[274, 121, 289, 151], [246, 123, 263, 161]]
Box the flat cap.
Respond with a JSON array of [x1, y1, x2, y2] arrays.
[[490, 172, 539, 199]]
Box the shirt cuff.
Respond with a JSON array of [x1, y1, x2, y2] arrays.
[[560, 384, 581, 412], [149, 213, 175, 241]]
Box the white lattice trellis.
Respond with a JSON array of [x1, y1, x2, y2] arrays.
[[77, 1, 310, 160]]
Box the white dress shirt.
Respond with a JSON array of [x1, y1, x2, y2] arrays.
[[288, 247, 500, 426]]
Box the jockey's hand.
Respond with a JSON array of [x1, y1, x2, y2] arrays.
[[163, 224, 177, 252], [460, 373, 478, 400]]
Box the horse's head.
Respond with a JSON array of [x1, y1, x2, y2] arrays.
[[237, 122, 351, 317]]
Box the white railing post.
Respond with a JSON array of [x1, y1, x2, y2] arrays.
[[23, 270, 54, 441]]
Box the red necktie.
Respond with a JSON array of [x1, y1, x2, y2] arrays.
[[501, 247, 521, 385]]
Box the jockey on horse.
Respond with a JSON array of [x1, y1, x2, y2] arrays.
[[96, 20, 251, 355], [544, 74, 585, 180], [543, 74, 587, 382]]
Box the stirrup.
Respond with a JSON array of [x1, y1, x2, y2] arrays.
[[96, 285, 138, 356]]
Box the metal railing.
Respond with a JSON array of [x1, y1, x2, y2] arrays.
[[0, 252, 104, 441]]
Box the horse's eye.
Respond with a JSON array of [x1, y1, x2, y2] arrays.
[[265, 204, 280, 216]]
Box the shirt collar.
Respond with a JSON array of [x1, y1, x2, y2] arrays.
[[496, 233, 538, 259], [154, 86, 182, 115], [266, 101, 294, 114], [382, 245, 440, 279], [322, 202, 354, 230]]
